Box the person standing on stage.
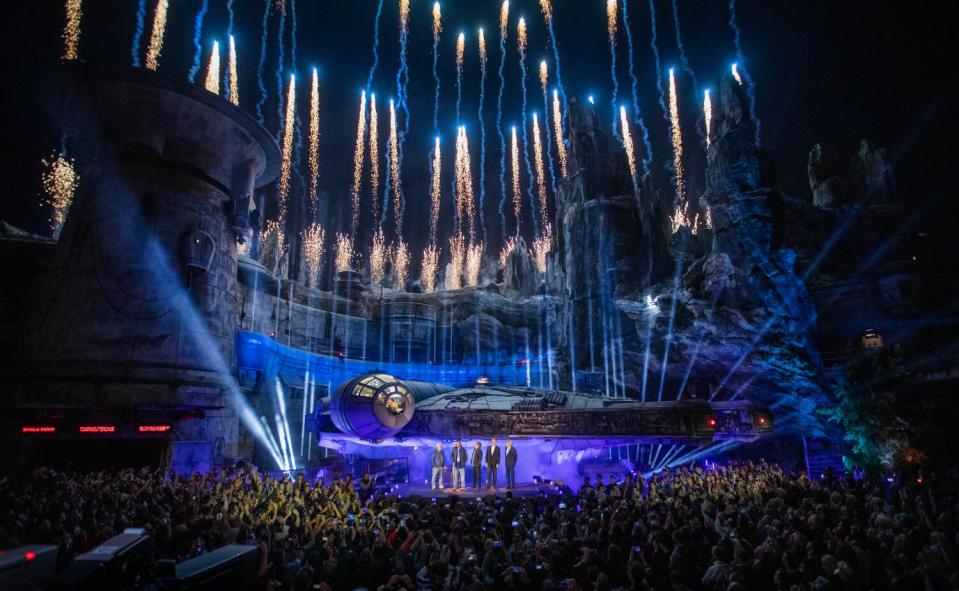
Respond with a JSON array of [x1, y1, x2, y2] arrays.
[[431, 443, 445, 490], [471, 441, 483, 489], [485, 437, 501, 489], [450, 440, 467, 490], [505, 439, 518, 489]]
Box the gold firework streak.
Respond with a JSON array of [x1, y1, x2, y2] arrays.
[[228, 36, 239, 105], [308, 69, 320, 216], [620, 106, 637, 177], [511, 126, 521, 234], [532, 113, 548, 229], [539, 0, 553, 23], [430, 137, 442, 244], [388, 99, 402, 237], [499, 1, 510, 41], [552, 89, 568, 177], [539, 60, 548, 96], [62, 0, 82, 61], [278, 74, 297, 227], [204, 41, 220, 95], [703, 89, 712, 147], [145, 0, 169, 71], [368, 93, 380, 221], [351, 91, 368, 234], [668, 69, 685, 204], [607, 0, 617, 43]]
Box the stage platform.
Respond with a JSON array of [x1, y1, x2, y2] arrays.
[[396, 482, 558, 499]]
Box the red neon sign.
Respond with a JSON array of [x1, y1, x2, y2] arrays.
[[138, 425, 171, 433], [21, 426, 56, 433], [79, 425, 115, 433]]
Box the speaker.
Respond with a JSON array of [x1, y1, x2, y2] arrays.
[[172, 544, 259, 590], [48, 528, 154, 590]]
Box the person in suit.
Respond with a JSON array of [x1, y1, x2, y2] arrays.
[[450, 440, 467, 490], [471, 441, 483, 489], [431, 443, 445, 490], [485, 437, 501, 489], [505, 439, 518, 489]]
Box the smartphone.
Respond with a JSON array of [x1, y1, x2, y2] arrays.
[[347, 513, 355, 522], [633, 545, 642, 553], [511, 520, 520, 527], [558, 503, 567, 509], [512, 566, 522, 574]]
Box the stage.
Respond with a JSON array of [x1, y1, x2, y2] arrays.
[[395, 481, 559, 499]]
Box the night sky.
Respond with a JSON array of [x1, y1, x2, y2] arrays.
[[2, 0, 955, 252]]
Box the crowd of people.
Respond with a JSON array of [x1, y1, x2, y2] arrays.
[[1, 460, 957, 590]]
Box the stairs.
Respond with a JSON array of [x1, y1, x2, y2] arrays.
[[803, 436, 846, 479]]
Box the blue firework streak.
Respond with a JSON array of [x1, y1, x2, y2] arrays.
[[478, 36, 488, 244], [670, 0, 697, 88], [496, 24, 508, 240], [622, 0, 653, 174], [187, 0, 210, 84], [131, 0, 147, 67], [395, 6, 411, 230], [366, 0, 384, 91], [541, 85, 557, 197], [223, 0, 235, 92], [432, 25, 440, 135], [647, 0, 668, 123], [728, 0, 761, 145], [518, 50, 538, 237], [275, 0, 287, 133], [255, 0, 273, 124], [290, 0, 306, 225], [608, 4, 619, 138], [545, 21, 567, 121]]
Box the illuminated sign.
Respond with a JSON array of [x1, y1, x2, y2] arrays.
[[138, 425, 171, 433], [79, 425, 115, 433], [21, 426, 56, 433]]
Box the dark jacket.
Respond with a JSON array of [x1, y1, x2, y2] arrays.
[[431, 449, 445, 467], [471, 447, 483, 467], [485, 445, 501, 467], [505, 446, 518, 468], [451, 446, 467, 467]]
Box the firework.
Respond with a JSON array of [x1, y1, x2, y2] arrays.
[[532, 113, 547, 228], [511, 126, 521, 234], [145, 0, 169, 71], [334, 232, 353, 272], [477, 28, 488, 243], [369, 229, 387, 284], [227, 35, 239, 105], [278, 74, 296, 228], [429, 137, 442, 244], [538, 0, 567, 117], [607, 0, 619, 136], [668, 69, 686, 206], [447, 234, 465, 290], [532, 225, 551, 273], [552, 89, 568, 177], [622, 0, 653, 172], [455, 32, 465, 123], [388, 98, 401, 236], [703, 89, 712, 147], [260, 219, 286, 274], [273, 0, 286, 126], [619, 106, 638, 177], [499, 235, 517, 268], [203, 41, 220, 95], [731, 62, 742, 85], [496, 0, 510, 238], [255, 0, 271, 123], [366, 0, 384, 89], [465, 242, 483, 286], [647, 0, 668, 122], [302, 223, 325, 288], [670, 202, 690, 234], [63, 0, 82, 61], [40, 151, 79, 239], [350, 91, 368, 234], [517, 17, 537, 236], [670, 0, 697, 87], [539, 61, 549, 95], [187, 0, 210, 83], [132, 0, 146, 66], [368, 93, 380, 221], [306, 69, 320, 218], [455, 127, 476, 240], [420, 244, 439, 292], [392, 241, 410, 289], [431, 2, 442, 134], [395, 0, 411, 154]]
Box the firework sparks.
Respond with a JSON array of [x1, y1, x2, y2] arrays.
[[532, 113, 547, 228], [334, 232, 354, 272], [429, 137, 442, 244], [227, 35, 239, 105], [668, 68, 686, 207], [478, 28, 488, 243], [447, 234, 465, 290], [511, 126, 521, 234], [456, 127, 476, 240], [369, 229, 387, 284], [499, 235, 517, 268], [420, 244, 439, 292], [517, 17, 537, 236], [499, 1, 510, 39], [40, 151, 79, 239], [62, 0, 82, 61], [302, 223, 325, 288], [455, 32, 465, 123], [731, 62, 743, 85], [203, 41, 221, 94], [432, 2, 442, 134], [145, 0, 169, 71], [388, 98, 402, 237], [350, 91, 368, 234], [703, 89, 712, 147], [496, 0, 510, 239], [308, 69, 320, 217], [517, 16, 527, 52], [552, 89, 568, 177], [368, 93, 380, 222], [392, 241, 410, 290], [532, 225, 551, 273], [465, 242, 483, 286], [539, 61, 548, 95], [277, 74, 296, 228], [607, 0, 619, 136], [619, 106, 638, 177], [260, 219, 286, 274]]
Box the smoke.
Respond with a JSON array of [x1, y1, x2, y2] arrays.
[[727, 0, 761, 145], [646, 0, 669, 123], [622, 0, 653, 173], [187, 0, 210, 84], [131, 0, 147, 67], [275, 0, 287, 131], [431, 3, 441, 135], [496, 1, 509, 241], [670, 0, 698, 88], [517, 19, 538, 237], [477, 30, 488, 244], [607, 0, 619, 138], [255, 0, 273, 123], [366, 0, 384, 91], [395, 0, 411, 232]]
